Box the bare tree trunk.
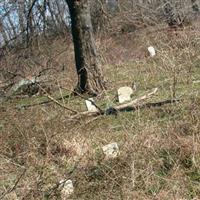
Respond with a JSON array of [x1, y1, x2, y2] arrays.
[[17, 0, 26, 42], [37, 0, 47, 36], [2, 4, 16, 39], [66, 0, 105, 95], [0, 20, 8, 44], [51, 1, 63, 29], [42, 0, 47, 35], [46, 1, 59, 31], [6, 13, 17, 39], [26, 0, 35, 46], [55, 1, 67, 26], [4, 21, 12, 41]]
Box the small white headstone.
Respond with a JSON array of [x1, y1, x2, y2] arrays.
[[147, 46, 156, 57], [118, 87, 133, 104], [102, 142, 119, 158], [193, 80, 200, 84], [60, 179, 74, 199], [4, 192, 18, 200], [85, 98, 98, 112]]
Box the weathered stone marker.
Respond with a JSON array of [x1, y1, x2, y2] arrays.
[[193, 80, 200, 84], [59, 179, 74, 199], [85, 98, 98, 112], [118, 86, 133, 104], [4, 192, 18, 200], [6, 77, 39, 97], [102, 142, 119, 158], [147, 46, 156, 57]]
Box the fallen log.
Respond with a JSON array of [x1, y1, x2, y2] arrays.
[[114, 88, 158, 112], [72, 88, 159, 118], [11, 87, 181, 120], [71, 88, 182, 119]]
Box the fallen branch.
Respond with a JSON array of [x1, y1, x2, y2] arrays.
[[11, 87, 181, 119], [114, 88, 158, 112], [72, 88, 159, 118], [38, 84, 78, 114], [72, 88, 182, 120], [14, 95, 69, 109], [12, 84, 78, 114]]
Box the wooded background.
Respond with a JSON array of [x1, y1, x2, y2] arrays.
[[0, 0, 199, 48]]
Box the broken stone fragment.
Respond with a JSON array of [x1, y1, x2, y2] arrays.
[[59, 179, 74, 199], [85, 98, 98, 112], [193, 80, 200, 84], [118, 86, 133, 104], [4, 192, 18, 200], [102, 142, 119, 158], [147, 46, 156, 57], [6, 77, 39, 97]]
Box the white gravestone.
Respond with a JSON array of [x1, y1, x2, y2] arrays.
[[102, 142, 119, 158], [147, 46, 156, 57], [60, 179, 74, 199], [4, 192, 18, 200], [118, 87, 133, 104], [85, 98, 98, 112]]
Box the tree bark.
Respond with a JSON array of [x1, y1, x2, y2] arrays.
[[46, 1, 58, 30], [66, 0, 105, 95], [54, 0, 68, 32], [26, 0, 36, 46], [17, 0, 26, 43], [42, 0, 47, 35], [0, 19, 8, 44], [7, 15, 17, 39]]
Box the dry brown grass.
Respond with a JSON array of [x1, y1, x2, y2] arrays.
[[1, 22, 200, 200]]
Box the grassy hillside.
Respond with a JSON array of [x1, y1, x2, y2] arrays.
[[1, 24, 200, 199]]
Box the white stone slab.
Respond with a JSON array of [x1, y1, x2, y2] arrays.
[[193, 80, 200, 84], [85, 98, 98, 112], [4, 192, 18, 200], [118, 87, 133, 104], [60, 179, 74, 199], [102, 142, 119, 158], [147, 46, 156, 57]]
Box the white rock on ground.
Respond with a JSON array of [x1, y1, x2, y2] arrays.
[[118, 86, 133, 104], [102, 142, 119, 158], [4, 192, 18, 200], [193, 80, 200, 84], [85, 98, 98, 112], [6, 77, 39, 97], [147, 46, 156, 57], [60, 179, 74, 199]]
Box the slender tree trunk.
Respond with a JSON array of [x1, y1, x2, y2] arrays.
[[66, 0, 105, 95], [2, 3, 17, 39], [17, 0, 26, 43], [42, 0, 47, 35], [4, 21, 12, 41], [26, 0, 35, 46], [55, 1, 66, 26], [0, 20, 8, 44], [7, 14, 17, 39], [51, 1, 63, 29], [46, 1, 58, 30], [37, 0, 47, 35]]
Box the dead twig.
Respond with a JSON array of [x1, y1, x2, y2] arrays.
[[38, 84, 78, 114]]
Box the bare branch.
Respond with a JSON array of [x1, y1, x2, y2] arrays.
[[0, 169, 26, 200]]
